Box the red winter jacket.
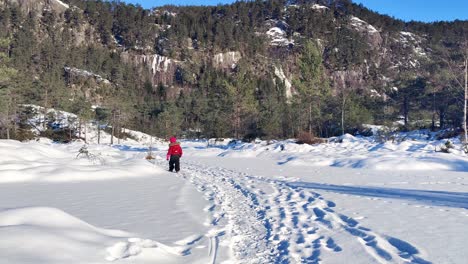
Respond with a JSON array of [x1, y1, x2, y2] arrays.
[[167, 142, 183, 160]]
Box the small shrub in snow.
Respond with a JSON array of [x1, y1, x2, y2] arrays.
[[463, 144, 468, 154], [242, 133, 257, 143], [207, 138, 228, 147], [145, 154, 155, 160], [375, 127, 396, 143], [438, 140, 455, 154], [76, 145, 105, 164], [145, 146, 155, 160], [9, 128, 35, 142], [40, 128, 78, 143], [296, 131, 326, 145], [436, 129, 462, 140], [357, 127, 374, 137]]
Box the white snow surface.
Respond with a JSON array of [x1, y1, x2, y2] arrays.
[[1, 127, 467, 263]]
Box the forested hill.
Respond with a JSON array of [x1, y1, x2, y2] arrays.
[[0, 0, 467, 140]]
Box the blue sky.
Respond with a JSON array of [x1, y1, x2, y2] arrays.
[[352, 0, 468, 22], [121, 0, 468, 23]]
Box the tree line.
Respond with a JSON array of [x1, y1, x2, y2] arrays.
[[0, 0, 466, 143]]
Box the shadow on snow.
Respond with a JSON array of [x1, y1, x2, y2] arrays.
[[286, 182, 468, 209], [113, 145, 151, 152]]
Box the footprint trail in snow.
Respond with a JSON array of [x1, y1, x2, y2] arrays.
[[156, 159, 430, 264]]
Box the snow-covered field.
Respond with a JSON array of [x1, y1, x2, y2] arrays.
[[1, 129, 467, 263]]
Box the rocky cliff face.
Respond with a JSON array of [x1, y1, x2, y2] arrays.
[[2, 0, 462, 108], [121, 53, 179, 87], [213, 51, 242, 70], [6, 0, 69, 14]]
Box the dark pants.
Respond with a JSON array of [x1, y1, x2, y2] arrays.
[[169, 155, 180, 172]]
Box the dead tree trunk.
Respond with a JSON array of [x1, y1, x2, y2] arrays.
[[111, 109, 115, 145], [308, 102, 313, 135], [341, 93, 346, 136], [6, 94, 10, 140], [43, 89, 48, 130], [84, 122, 87, 143], [464, 58, 467, 144], [97, 120, 101, 144], [78, 118, 82, 139], [117, 110, 121, 145], [12, 97, 17, 136]]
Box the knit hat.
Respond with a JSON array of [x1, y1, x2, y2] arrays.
[[170, 136, 177, 143]]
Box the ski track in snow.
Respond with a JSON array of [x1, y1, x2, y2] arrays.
[[154, 159, 431, 264]]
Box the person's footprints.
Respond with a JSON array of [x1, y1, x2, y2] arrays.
[[299, 192, 306, 199], [304, 236, 323, 263], [363, 235, 375, 243], [313, 207, 325, 219], [325, 237, 342, 252], [274, 206, 285, 219], [327, 201, 336, 207], [307, 227, 318, 234], [277, 239, 290, 256], [386, 236, 432, 263], [366, 240, 392, 261], [203, 192, 214, 201], [344, 226, 367, 238], [292, 214, 299, 228], [339, 214, 358, 227], [174, 234, 203, 246], [296, 234, 305, 244], [211, 215, 222, 226], [387, 236, 418, 258], [203, 204, 215, 212]]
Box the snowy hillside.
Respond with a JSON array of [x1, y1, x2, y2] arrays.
[[203, 132, 468, 172], [0, 125, 467, 263]]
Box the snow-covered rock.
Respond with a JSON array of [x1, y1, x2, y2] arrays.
[[311, 4, 329, 10], [266, 27, 294, 46], [349, 16, 382, 47], [64, 67, 111, 84], [350, 16, 379, 34], [400, 31, 427, 57]]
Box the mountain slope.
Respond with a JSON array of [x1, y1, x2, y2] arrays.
[[0, 0, 467, 139]]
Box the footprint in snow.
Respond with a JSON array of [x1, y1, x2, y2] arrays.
[[174, 234, 204, 246], [386, 236, 432, 264], [325, 237, 342, 252]]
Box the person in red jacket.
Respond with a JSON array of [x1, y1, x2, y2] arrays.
[[167, 136, 183, 172]]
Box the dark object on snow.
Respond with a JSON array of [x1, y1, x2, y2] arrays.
[[169, 155, 180, 172], [167, 136, 183, 172]]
